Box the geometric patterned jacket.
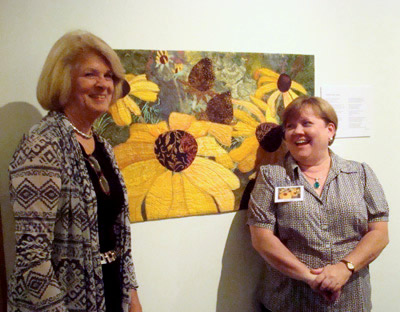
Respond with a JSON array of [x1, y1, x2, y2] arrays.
[[7, 111, 138, 312]]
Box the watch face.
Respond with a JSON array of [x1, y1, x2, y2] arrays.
[[341, 260, 355, 272]]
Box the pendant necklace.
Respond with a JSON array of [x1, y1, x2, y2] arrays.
[[302, 171, 321, 189], [66, 119, 93, 139]]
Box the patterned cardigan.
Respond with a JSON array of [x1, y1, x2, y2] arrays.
[[7, 111, 138, 312]]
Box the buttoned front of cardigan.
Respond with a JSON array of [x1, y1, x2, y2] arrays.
[[248, 152, 389, 312], [8, 111, 138, 312]]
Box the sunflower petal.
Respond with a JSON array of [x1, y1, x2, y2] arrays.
[[122, 159, 165, 222], [183, 158, 239, 212], [232, 121, 256, 137], [123, 96, 141, 115], [130, 80, 160, 93], [253, 68, 280, 80], [186, 121, 211, 138], [126, 74, 147, 85], [215, 154, 235, 169], [131, 91, 158, 102], [169, 173, 187, 217], [169, 112, 196, 131], [189, 157, 239, 190], [282, 92, 293, 107], [127, 122, 168, 142], [109, 100, 132, 126], [289, 89, 299, 101], [237, 152, 257, 173], [249, 172, 257, 180], [257, 75, 278, 87], [114, 142, 155, 169], [127, 128, 156, 143], [249, 96, 269, 113], [229, 136, 259, 162], [291, 80, 308, 94], [267, 90, 281, 117], [208, 123, 232, 146], [250, 95, 278, 123], [182, 175, 217, 214], [146, 170, 173, 220], [255, 83, 278, 99], [234, 109, 260, 128], [232, 98, 265, 123], [196, 136, 234, 168], [147, 121, 169, 137]]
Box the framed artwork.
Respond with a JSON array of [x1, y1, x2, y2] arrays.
[[94, 50, 314, 222]]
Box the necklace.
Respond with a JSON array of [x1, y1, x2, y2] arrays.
[[302, 171, 321, 189], [67, 120, 93, 139]]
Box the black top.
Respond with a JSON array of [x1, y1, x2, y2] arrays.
[[81, 138, 124, 253]]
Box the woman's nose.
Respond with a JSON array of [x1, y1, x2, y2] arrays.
[[293, 124, 304, 134], [95, 75, 111, 88]]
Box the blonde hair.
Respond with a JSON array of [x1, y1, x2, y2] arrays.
[[37, 30, 125, 111], [282, 96, 338, 145]]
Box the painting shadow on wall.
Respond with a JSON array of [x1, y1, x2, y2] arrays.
[[0, 101, 43, 277], [216, 209, 265, 312]]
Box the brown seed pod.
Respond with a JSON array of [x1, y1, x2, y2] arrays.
[[154, 130, 198, 172], [205, 91, 233, 125], [255, 122, 284, 152], [188, 58, 215, 92], [277, 73, 292, 92]]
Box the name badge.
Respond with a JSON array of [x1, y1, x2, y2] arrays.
[[274, 186, 304, 203]]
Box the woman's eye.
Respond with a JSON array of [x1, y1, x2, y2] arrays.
[[85, 72, 95, 77], [286, 124, 294, 130], [105, 73, 114, 80]]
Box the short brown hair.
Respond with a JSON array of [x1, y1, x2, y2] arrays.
[[37, 30, 125, 111], [282, 96, 338, 145]]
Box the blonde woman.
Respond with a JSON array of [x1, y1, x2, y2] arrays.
[[8, 31, 141, 312]]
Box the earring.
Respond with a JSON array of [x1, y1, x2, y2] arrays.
[[329, 137, 333, 143]]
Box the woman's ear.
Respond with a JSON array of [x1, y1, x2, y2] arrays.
[[327, 122, 336, 136]]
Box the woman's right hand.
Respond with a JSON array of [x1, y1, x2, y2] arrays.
[[307, 267, 343, 302]]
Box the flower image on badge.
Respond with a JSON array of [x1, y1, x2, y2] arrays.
[[274, 186, 304, 203]]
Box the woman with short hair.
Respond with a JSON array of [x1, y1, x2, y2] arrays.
[[249, 96, 389, 311]]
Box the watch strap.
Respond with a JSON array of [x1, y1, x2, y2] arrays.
[[340, 259, 355, 273]]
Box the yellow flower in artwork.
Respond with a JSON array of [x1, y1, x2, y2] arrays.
[[109, 74, 160, 126], [229, 96, 286, 174], [253, 68, 307, 108], [156, 50, 170, 67], [114, 112, 240, 222]]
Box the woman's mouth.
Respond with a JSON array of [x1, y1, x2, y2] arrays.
[[295, 139, 310, 146], [90, 94, 107, 100]]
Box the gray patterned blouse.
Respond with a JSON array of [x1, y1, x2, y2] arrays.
[[7, 111, 138, 311], [248, 152, 389, 312]]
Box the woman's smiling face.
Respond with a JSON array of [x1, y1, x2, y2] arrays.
[[284, 106, 336, 165], [66, 51, 115, 120]]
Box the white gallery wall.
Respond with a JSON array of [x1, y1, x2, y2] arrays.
[[1, 0, 399, 311]]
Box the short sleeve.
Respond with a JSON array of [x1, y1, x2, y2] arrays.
[[247, 166, 277, 230], [362, 163, 389, 222]]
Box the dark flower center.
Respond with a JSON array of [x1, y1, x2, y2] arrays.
[[277, 73, 292, 92], [154, 130, 198, 172], [159, 55, 169, 65], [189, 58, 215, 92], [255, 122, 283, 152], [206, 91, 234, 124]]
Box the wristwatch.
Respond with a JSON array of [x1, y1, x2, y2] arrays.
[[340, 259, 355, 273]]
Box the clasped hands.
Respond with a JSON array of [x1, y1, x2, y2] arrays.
[[307, 262, 352, 302]]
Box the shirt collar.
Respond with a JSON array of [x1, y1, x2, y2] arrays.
[[285, 149, 358, 179]]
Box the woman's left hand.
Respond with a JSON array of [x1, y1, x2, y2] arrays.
[[130, 289, 143, 312], [309, 263, 352, 294]]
